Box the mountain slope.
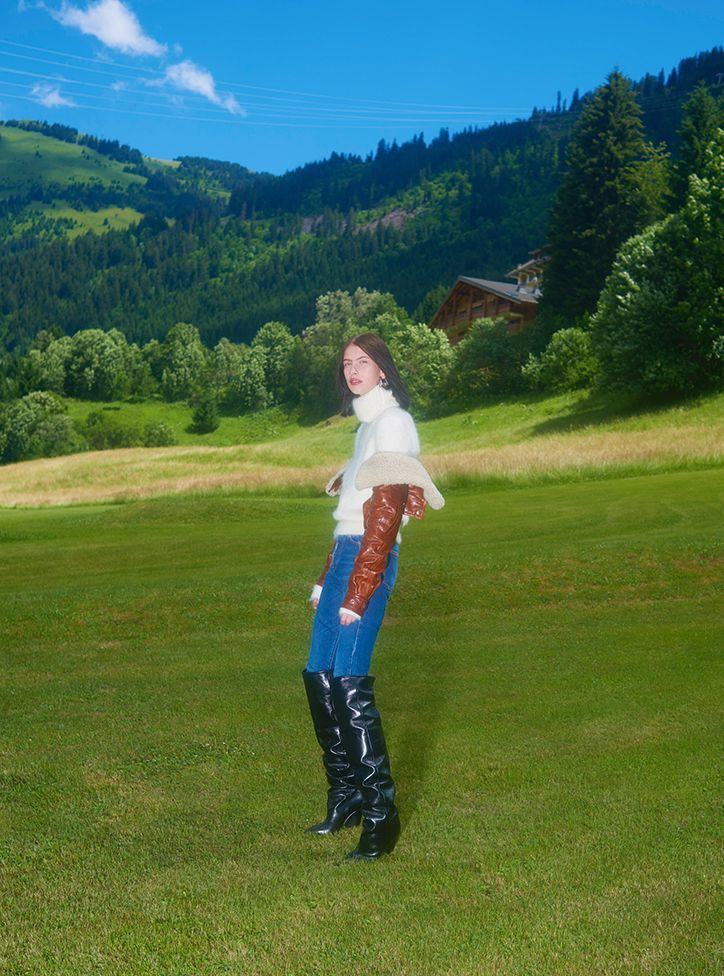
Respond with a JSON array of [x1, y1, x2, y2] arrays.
[[0, 47, 721, 350]]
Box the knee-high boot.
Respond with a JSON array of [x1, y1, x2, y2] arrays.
[[302, 669, 363, 834], [331, 674, 401, 860]]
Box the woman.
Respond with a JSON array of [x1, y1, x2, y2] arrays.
[[302, 332, 444, 861]]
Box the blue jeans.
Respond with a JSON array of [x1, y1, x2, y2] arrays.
[[306, 535, 399, 677]]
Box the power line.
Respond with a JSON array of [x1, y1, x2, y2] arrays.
[[0, 38, 534, 113], [0, 61, 528, 124], [0, 89, 512, 129]]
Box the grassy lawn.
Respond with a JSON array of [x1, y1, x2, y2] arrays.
[[63, 400, 302, 447], [0, 467, 721, 974], [4, 391, 722, 507], [62, 390, 724, 451]]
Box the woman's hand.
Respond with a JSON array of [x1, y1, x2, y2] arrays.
[[339, 611, 358, 626], [311, 597, 319, 610]]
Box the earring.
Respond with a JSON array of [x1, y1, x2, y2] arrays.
[[379, 377, 390, 390]]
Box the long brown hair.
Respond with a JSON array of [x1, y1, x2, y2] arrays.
[[337, 333, 411, 416]]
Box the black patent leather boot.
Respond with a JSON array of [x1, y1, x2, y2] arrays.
[[302, 669, 363, 834], [331, 674, 401, 860]]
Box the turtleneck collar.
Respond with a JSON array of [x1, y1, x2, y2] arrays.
[[352, 383, 399, 423]]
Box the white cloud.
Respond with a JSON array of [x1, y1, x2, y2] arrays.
[[163, 60, 245, 115], [38, 0, 244, 116], [53, 0, 167, 57], [31, 83, 77, 107]]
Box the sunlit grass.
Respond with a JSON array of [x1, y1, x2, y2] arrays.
[[3, 392, 722, 507], [0, 468, 720, 974], [0, 126, 144, 196], [22, 203, 144, 236]]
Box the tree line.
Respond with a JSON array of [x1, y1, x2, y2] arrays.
[[0, 49, 720, 353], [0, 55, 721, 464], [531, 76, 723, 396], [3, 119, 145, 166]]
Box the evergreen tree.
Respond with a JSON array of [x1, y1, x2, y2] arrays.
[[541, 71, 660, 328], [671, 82, 724, 207], [591, 130, 724, 395], [191, 390, 220, 433], [413, 283, 450, 325]]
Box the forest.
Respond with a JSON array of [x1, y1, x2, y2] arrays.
[[0, 48, 721, 352], [0, 48, 722, 464]]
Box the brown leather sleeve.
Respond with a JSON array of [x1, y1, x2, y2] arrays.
[[341, 484, 408, 618], [405, 485, 427, 520], [317, 549, 333, 587]]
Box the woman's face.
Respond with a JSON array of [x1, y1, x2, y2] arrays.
[[342, 343, 386, 396]]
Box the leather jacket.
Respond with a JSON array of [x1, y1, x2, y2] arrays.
[[317, 483, 427, 617]]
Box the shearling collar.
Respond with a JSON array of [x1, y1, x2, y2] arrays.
[[352, 384, 399, 423]]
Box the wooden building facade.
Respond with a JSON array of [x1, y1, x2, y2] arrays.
[[430, 249, 549, 344]]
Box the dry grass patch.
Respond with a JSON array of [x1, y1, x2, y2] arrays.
[[428, 425, 724, 481], [0, 423, 722, 507]]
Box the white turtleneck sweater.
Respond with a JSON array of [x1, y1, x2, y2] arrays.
[[332, 383, 420, 538]]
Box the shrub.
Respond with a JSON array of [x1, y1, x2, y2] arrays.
[[80, 411, 143, 450], [191, 391, 220, 433], [0, 391, 80, 463], [387, 322, 454, 417], [450, 317, 532, 402], [143, 421, 177, 447], [522, 327, 599, 392]]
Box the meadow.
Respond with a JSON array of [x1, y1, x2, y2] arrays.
[[0, 125, 151, 235], [0, 455, 721, 973], [0, 126, 144, 196], [4, 390, 724, 507]]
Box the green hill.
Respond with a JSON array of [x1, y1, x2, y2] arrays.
[[0, 46, 722, 350], [0, 124, 150, 237], [0, 124, 146, 195]]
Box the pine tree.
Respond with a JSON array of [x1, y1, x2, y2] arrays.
[[671, 82, 724, 207], [191, 390, 219, 433], [540, 71, 657, 326]]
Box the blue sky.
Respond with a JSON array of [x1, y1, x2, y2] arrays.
[[0, 0, 721, 174]]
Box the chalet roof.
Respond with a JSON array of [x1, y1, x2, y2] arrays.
[[506, 257, 549, 277], [506, 247, 550, 279], [457, 275, 539, 305]]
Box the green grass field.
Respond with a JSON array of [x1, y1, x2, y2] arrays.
[[62, 389, 724, 450], [0, 126, 144, 197], [14, 203, 144, 237], [1, 466, 721, 974], [4, 391, 720, 508]]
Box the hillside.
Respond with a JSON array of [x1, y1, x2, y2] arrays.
[[0, 47, 722, 351], [1, 390, 721, 507]]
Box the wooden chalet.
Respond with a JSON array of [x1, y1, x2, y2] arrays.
[[430, 248, 549, 343]]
